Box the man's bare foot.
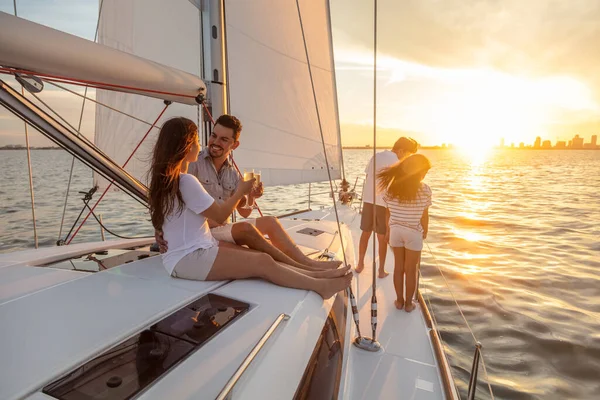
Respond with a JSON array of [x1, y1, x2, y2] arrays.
[[310, 265, 351, 279], [355, 263, 365, 273], [404, 301, 416, 312], [316, 273, 353, 300], [378, 269, 389, 278], [394, 299, 404, 310]]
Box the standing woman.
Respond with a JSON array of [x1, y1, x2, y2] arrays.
[[377, 154, 432, 312], [148, 117, 351, 299]]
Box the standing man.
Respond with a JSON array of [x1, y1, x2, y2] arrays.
[[355, 137, 418, 277], [156, 114, 341, 270]]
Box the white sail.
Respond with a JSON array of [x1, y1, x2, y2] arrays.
[[224, 0, 343, 186], [93, 0, 203, 191], [0, 12, 205, 105]]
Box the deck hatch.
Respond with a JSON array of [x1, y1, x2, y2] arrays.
[[42, 294, 249, 400]]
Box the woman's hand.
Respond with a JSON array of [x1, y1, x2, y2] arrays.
[[422, 231, 428, 240]]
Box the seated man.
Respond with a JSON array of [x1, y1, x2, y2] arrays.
[[156, 114, 341, 270]]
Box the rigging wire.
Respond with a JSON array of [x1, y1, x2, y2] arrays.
[[424, 241, 495, 399], [45, 81, 160, 129], [58, 0, 105, 241], [65, 103, 170, 245], [294, 0, 361, 338], [13, 0, 38, 248], [369, 0, 379, 341]]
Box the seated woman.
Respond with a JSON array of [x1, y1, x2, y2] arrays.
[[148, 117, 352, 299]]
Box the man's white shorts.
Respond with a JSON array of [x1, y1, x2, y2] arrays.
[[210, 218, 257, 244]]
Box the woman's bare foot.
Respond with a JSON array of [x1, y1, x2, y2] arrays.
[[378, 269, 389, 278], [310, 259, 343, 270], [354, 263, 365, 273], [404, 301, 416, 312], [309, 265, 351, 279], [315, 273, 353, 299], [394, 299, 404, 310]]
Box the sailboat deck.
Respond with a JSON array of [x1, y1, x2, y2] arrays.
[[318, 206, 447, 399]]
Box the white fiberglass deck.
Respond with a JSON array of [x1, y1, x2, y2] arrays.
[[320, 205, 447, 400]]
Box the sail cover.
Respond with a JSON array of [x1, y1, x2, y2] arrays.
[[94, 0, 203, 191], [224, 0, 343, 186]]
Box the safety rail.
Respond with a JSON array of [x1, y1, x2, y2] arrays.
[[420, 243, 495, 400], [216, 313, 290, 400]]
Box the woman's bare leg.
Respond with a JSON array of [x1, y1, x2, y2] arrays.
[[206, 244, 352, 299], [392, 246, 405, 310], [232, 222, 317, 270], [404, 249, 421, 312], [255, 216, 342, 269]]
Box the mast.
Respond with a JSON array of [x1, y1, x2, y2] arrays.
[[203, 0, 229, 136]]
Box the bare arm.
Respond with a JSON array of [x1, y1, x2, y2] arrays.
[[421, 207, 429, 239], [202, 178, 254, 223], [384, 206, 390, 243]]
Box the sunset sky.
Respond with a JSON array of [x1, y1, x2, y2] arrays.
[[1, 0, 599, 148]]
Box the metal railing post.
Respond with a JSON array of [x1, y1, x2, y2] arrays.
[[467, 342, 482, 400], [308, 182, 312, 210]]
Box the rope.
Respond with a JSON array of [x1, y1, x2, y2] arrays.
[[294, 0, 361, 338], [424, 241, 495, 399], [65, 103, 170, 245], [369, 0, 379, 341], [59, 0, 104, 241], [200, 103, 264, 218], [0, 67, 199, 101]]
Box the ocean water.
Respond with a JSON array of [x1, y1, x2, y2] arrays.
[[1, 148, 599, 399]]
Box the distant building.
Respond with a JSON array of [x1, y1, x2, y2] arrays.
[[542, 140, 552, 149], [592, 135, 598, 148], [534, 136, 542, 148], [519, 142, 525, 149], [568, 140, 572, 148], [584, 143, 594, 149], [555, 141, 566, 149], [510, 143, 515, 148], [500, 138, 505, 148], [572, 135, 584, 149]]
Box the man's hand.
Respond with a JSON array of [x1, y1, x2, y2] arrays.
[[250, 182, 264, 198], [154, 229, 168, 254], [385, 230, 390, 244]]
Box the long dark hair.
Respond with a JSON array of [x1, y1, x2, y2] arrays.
[[148, 117, 198, 230], [377, 154, 431, 203]]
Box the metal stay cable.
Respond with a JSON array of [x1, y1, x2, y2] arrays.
[[294, 0, 362, 337], [424, 241, 495, 399], [65, 102, 170, 245], [13, 0, 38, 248], [58, 0, 105, 241], [369, 0, 379, 341]]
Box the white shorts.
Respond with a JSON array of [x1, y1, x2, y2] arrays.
[[171, 246, 220, 281], [210, 219, 257, 244], [389, 225, 423, 251]]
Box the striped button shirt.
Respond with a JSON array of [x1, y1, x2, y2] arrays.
[[384, 183, 432, 232]]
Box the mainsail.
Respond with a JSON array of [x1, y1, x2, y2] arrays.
[[94, 0, 343, 188], [94, 0, 204, 190], [224, 0, 343, 186]]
